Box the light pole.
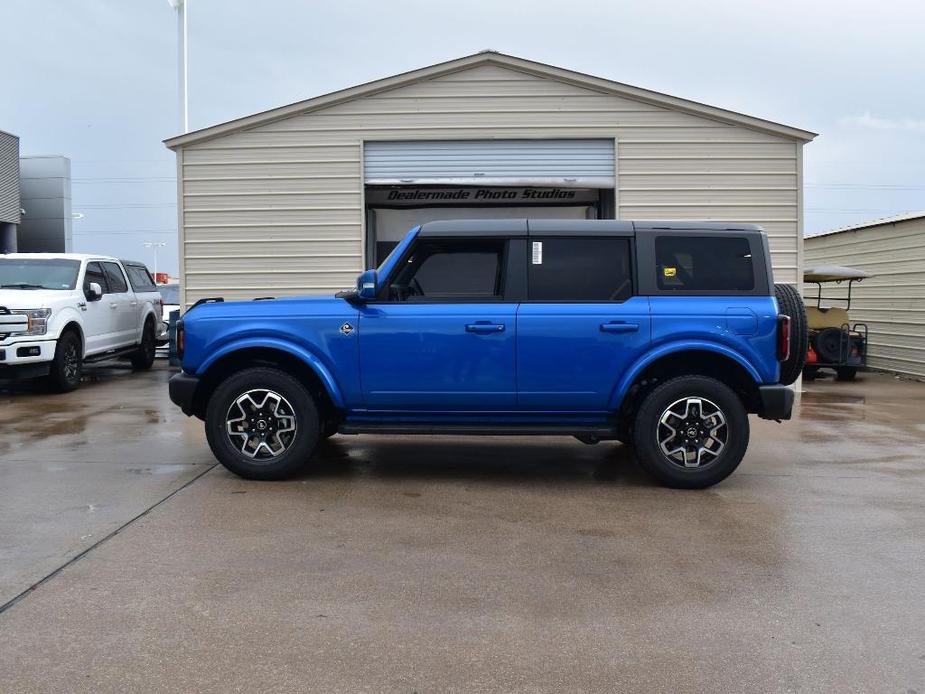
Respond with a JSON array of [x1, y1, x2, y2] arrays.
[[144, 242, 167, 280], [167, 0, 188, 133]]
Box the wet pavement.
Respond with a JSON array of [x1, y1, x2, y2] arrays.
[[1, 364, 924, 692]]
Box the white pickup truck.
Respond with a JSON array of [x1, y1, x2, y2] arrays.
[[0, 254, 164, 392]]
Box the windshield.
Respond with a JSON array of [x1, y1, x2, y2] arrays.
[[0, 259, 81, 290]]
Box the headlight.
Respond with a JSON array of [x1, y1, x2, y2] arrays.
[[13, 308, 52, 336]]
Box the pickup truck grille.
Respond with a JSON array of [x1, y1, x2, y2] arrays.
[[0, 306, 27, 341]]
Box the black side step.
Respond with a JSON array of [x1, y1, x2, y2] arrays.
[[337, 423, 617, 437], [84, 346, 138, 363]]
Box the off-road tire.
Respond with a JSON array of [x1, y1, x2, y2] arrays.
[[130, 319, 157, 370], [48, 330, 83, 393], [774, 283, 808, 386], [205, 367, 319, 480], [836, 367, 857, 382], [632, 375, 749, 489]]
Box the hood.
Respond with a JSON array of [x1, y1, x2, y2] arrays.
[[0, 288, 74, 310], [185, 293, 354, 320]]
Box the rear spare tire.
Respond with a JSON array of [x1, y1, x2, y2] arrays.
[[774, 283, 808, 386]]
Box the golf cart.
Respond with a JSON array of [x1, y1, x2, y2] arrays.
[[803, 265, 871, 381]]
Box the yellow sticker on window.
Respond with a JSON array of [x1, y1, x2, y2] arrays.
[[663, 266, 677, 278]]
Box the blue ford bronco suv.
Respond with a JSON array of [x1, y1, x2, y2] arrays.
[[169, 220, 807, 489]]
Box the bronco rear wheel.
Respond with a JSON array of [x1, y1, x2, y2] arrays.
[[205, 367, 320, 480], [632, 375, 749, 489]]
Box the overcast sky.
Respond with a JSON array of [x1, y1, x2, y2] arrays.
[[3, 0, 923, 276]]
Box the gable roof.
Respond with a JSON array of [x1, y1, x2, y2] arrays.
[[164, 50, 817, 149], [807, 210, 925, 239]]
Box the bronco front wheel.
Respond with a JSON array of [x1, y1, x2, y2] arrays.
[[205, 367, 320, 480], [632, 375, 749, 489]]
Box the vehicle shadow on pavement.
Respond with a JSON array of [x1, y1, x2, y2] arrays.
[[292, 435, 653, 488]]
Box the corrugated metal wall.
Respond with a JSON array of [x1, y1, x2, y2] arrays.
[[178, 63, 802, 306], [805, 218, 925, 378], [0, 131, 21, 224]]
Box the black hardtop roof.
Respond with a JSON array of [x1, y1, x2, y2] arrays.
[[418, 219, 764, 238]]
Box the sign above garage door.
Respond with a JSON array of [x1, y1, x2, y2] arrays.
[[364, 139, 615, 188], [365, 187, 601, 206]]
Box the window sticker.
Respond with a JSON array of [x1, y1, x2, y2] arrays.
[[531, 241, 543, 265], [663, 266, 677, 278]]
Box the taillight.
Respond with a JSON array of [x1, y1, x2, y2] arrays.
[[777, 315, 791, 361], [176, 319, 185, 360]]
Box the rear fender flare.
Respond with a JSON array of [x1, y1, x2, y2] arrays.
[[609, 340, 762, 411], [196, 337, 345, 409]]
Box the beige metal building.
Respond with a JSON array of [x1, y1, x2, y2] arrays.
[[805, 212, 925, 378], [164, 51, 816, 307]]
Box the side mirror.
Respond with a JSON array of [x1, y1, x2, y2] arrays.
[[86, 282, 103, 302], [356, 269, 378, 301]]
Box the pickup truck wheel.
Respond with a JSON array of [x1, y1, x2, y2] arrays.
[[130, 319, 157, 370], [48, 331, 83, 393], [205, 367, 319, 480], [632, 375, 749, 489]]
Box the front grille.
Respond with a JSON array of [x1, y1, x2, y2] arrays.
[[1, 307, 11, 340]]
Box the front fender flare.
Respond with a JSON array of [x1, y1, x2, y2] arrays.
[[196, 337, 345, 409], [609, 340, 762, 411], [52, 307, 86, 346]]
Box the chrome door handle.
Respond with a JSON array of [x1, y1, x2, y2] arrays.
[[109, 302, 118, 309], [600, 321, 639, 333], [466, 323, 505, 333], [130, 301, 138, 307]]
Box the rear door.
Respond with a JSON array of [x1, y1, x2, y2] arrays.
[[358, 235, 517, 411], [516, 232, 651, 411], [101, 261, 137, 347]]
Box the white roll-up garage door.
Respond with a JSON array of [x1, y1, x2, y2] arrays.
[[364, 139, 615, 187]]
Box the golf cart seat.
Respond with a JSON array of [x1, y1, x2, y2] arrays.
[[806, 306, 850, 330]]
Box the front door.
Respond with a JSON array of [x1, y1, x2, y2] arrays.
[[81, 262, 114, 354], [516, 236, 651, 411], [358, 236, 516, 411]]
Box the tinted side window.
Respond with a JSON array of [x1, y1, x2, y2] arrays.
[[84, 262, 109, 294], [125, 265, 157, 292], [389, 240, 504, 301], [655, 236, 754, 291], [103, 262, 128, 293], [528, 238, 632, 301]]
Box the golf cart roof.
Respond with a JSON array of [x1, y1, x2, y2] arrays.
[[804, 265, 872, 283]]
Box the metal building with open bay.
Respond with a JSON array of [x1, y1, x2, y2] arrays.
[[164, 51, 816, 307]]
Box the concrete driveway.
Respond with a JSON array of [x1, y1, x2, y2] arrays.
[[1, 364, 924, 692]]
